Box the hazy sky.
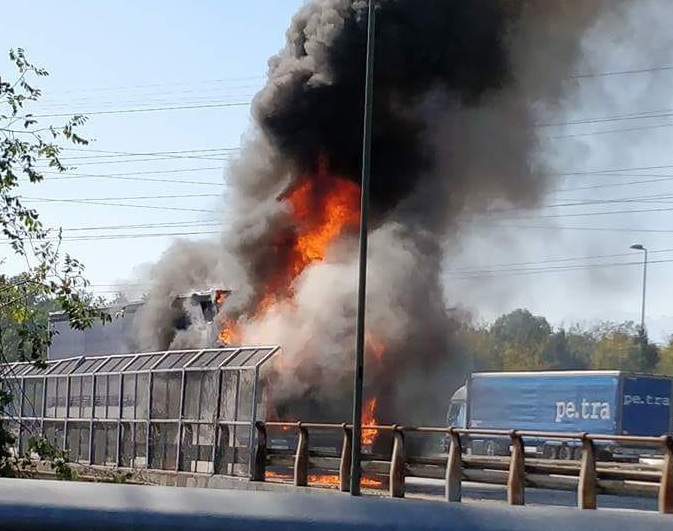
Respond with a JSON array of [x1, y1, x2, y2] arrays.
[[3, 1, 673, 341]]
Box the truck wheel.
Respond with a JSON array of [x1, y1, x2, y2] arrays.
[[572, 446, 583, 461], [559, 444, 574, 461], [550, 445, 560, 460], [485, 441, 496, 457], [595, 448, 613, 461], [542, 444, 555, 459]]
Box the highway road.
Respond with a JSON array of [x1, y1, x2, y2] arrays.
[[405, 478, 659, 512]]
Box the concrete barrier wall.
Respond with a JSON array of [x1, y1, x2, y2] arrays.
[[0, 478, 671, 531]]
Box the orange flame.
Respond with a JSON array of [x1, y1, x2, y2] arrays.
[[287, 160, 360, 275], [265, 470, 382, 489], [216, 291, 241, 345], [255, 156, 360, 318], [215, 290, 228, 306], [217, 154, 360, 340], [218, 319, 241, 345], [362, 397, 378, 447], [365, 333, 385, 362]]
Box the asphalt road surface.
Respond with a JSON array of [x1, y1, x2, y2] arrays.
[[404, 478, 659, 512]]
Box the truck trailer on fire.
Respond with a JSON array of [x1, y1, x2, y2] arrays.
[[442, 370, 673, 461]]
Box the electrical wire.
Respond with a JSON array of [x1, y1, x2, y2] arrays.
[[25, 193, 220, 202], [21, 197, 216, 214], [28, 101, 251, 119]]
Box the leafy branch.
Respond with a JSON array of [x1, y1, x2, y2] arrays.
[[0, 48, 111, 478]]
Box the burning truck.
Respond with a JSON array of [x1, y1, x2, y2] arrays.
[[47, 290, 231, 361]]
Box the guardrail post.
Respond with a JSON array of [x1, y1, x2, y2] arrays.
[[339, 423, 352, 493], [507, 431, 525, 506], [250, 421, 267, 482], [390, 426, 405, 498], [577, 434, 597, 510], [659, 435, 673, 514], [294, 423, 309, 487], [445, 428, 462, 503]]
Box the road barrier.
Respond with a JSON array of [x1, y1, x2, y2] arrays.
[[3, 478, 673, 531], [252, 422, 673, 514]]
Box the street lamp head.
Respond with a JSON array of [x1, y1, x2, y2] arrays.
[[630, 244, 645, 251]]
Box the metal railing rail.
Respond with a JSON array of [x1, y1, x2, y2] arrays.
[[252, 421, 673, 514]]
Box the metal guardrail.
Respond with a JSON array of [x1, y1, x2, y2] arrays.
[[252, 422, 673, 514]]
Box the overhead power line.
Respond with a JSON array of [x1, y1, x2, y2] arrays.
[[44, 155, 232, 166], [41, 167, 226, 186], [22, 197, 215, 214], [0, 229, 221, 244], [572, 65, 673, 79], [61, 220, 219, 232], [60, 147, 239, 157], [80, 256, 673, 287], [44, 167, 222, 178], [61, 230, 222, 241], [38, 89, 259, 106], [29, 101, 251, 119], [556, 176, 673, 193], [448, 247, 673, 274], [540, 108, 673, 128], [448, 257, 673, 280], [36, 63, 673, 99], [26, 193, 220, 202], [560, 163, 673, 176], [494, 205, 673, 220], [30, 192, 673, 210], [51, 147, 240, 165], [45, 76, 266, 95], [549, 122, 673, 139], [460, 220, 673, 235]]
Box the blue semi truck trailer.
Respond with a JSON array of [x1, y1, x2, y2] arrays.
[[442, 371, 673, 461]]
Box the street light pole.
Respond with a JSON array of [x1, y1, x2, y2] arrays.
[[630, 244, 648, 334], [350, 0, 377, 497], [630, 244, 648, 368]]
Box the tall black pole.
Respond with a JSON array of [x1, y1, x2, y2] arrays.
[[639, 247, 648, 367], [350, 0, 376, 497], [630, 244, 648, 368], [640, 247, 648, 335]]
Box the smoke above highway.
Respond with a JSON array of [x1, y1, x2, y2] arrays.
[[134, 0, 635, 425]]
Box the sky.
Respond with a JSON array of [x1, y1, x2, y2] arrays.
[[3, 1, 673, 342], [0, 0, 305, 294]]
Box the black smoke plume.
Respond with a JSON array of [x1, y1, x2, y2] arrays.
[[256, 0, 513, 218], [135, 0, 632, 427]]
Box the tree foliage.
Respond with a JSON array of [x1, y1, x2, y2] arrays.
[[0, 48, 110, 477], [656, 336, 673, 375], [461, 309, 662, 374]]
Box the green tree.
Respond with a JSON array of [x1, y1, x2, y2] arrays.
[[490, 309, 556, 370], [656, 336, 673, 375], [543, 328, 587, 370], [0, 48, 110, 476], [586, 321, 658, 372], [458, 321, 501, 372], [564, 324, 596, 369], [0, 275, 61, 362]]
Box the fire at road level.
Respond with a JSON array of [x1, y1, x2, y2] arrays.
[[265, 470, 383, 489]]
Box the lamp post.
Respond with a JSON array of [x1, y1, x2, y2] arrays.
[[629, 244, 648, 334], [630, 244, 648, 368], [351, 0, 377, 497]]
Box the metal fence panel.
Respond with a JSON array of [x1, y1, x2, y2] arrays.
[[0, 346, 279, 478]]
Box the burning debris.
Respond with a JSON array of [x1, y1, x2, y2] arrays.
[[134, 0, 634, 428], [265, 470, 383, 489]]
